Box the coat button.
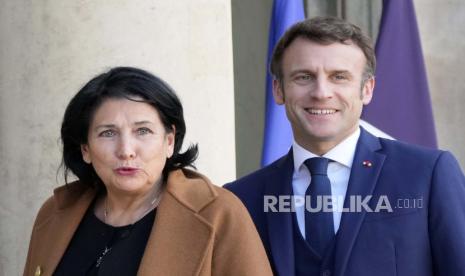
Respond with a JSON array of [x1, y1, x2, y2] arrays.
[[321, 269, 331, 276], [35, 266, 42, 276]]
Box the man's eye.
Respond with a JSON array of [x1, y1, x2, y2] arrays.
[[333, 74, 348, 81], [296, 75, 311, 81], [137, 127, 153, 135], [294, 74, 313, 84], [99, 129, 116, 137]]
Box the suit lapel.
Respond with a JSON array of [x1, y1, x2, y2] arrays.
[[137, 169, 215, 276], [334, 128, 386, 276], [265, 151, 296, 276]]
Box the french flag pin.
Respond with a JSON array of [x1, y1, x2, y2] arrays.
[[362, 160, 372, 167]]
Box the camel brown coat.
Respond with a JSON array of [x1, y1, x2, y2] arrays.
[[23, 169, 273, 276]]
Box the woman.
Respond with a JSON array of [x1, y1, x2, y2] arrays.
[[23, 67, 272, 276]]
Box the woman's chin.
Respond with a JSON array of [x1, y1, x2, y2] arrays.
[[106, 178, 152, 194]]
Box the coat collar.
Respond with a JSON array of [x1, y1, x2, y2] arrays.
[[138, 168, 218, 275], [164, 169, 217, 212], [33, 184, 96, 276], [35, 169, 217, 276]]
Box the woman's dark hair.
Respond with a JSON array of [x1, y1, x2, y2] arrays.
[[60, 66, 198, 188]]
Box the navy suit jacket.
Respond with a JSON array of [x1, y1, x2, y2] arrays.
[[225, 128, 465, 276]]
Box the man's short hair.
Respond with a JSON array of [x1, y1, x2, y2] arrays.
[[270, 16, 376, 82]]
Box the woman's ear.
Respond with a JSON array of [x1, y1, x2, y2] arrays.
[[81, 144, 92, 164], [166, 125, 175, 158]]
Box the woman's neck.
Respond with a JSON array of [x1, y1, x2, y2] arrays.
[[96, 183, 163, 226]]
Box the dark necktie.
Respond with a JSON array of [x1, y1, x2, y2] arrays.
[[304, 157, 334, 256]]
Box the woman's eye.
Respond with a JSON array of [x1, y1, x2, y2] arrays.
[[99, 129, 116, 137], [137, 127, 153, 135]]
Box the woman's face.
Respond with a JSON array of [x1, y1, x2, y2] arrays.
[[81, 97, 174, 196]]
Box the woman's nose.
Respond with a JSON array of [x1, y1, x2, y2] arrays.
[[117, 135, 136, 160]]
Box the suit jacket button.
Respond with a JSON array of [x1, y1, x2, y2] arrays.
[[321, 269, 331, 276]]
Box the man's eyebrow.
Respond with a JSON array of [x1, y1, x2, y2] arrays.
[[289, 69, 315, 76], [332, 70, 351, 74]]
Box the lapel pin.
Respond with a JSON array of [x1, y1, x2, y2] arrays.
[[35, 266, 42, 276], [362, 161, 372, 167]]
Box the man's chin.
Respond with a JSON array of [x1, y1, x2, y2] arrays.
[[304, 128, 338, 141]]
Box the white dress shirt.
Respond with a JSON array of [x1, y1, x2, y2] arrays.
[[292, 128, 360, 238]]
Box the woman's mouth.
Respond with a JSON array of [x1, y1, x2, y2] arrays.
[[115, 167, 140, 176]]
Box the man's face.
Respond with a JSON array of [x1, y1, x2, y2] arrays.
[[273, 38, 374, 155]]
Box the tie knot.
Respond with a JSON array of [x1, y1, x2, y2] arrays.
[[304, 157, 329, 176]]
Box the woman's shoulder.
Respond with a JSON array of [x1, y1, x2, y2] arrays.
[[167, 169, 244, 207], [166, 169, 252, 224], [32, 195, 57, 229], [163, 171, 272, 275], [210, 184, 250, 212], [33, 181, 94, 228]]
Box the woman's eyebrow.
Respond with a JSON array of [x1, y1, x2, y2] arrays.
[[94, 124, 116, 130], [134, 120, 153, 126]]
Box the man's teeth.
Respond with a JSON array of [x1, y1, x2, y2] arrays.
[[307, 109, 336, 115]]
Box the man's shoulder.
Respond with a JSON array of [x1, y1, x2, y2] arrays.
[[224, 154, 289, 194], [378, 137, 443, 163], [374, 137, 465, 178]]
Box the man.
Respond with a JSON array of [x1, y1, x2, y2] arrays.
[[225, 16, 465, 276]]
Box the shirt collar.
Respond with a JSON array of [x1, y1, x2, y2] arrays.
[[292, 127, 360, 172]]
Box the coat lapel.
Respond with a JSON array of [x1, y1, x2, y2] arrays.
[[34, 183, 97, 276], [137, 169, 216, 276], [334, 128, 386, 276], [265, 151, 296, 276]]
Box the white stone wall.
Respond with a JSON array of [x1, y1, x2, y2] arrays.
[[0, 1, 235, 274]]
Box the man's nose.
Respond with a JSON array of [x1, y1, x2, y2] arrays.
[[310, 77, 333, 99]]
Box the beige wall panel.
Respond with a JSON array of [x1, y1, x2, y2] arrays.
[[414, 0, 465, 168]]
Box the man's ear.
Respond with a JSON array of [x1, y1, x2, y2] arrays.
[[361, 77, 375, 105], [272, 79, 285, 105], [81, 144, 91, 164]]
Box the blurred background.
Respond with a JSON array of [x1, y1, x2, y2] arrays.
[[1, 0, 464, 274]]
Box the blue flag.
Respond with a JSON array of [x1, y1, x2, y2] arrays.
[[362, 0, 437, 148], [261, 0, 305, 166]]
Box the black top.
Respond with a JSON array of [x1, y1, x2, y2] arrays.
[[53, 205, 156, 276]]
